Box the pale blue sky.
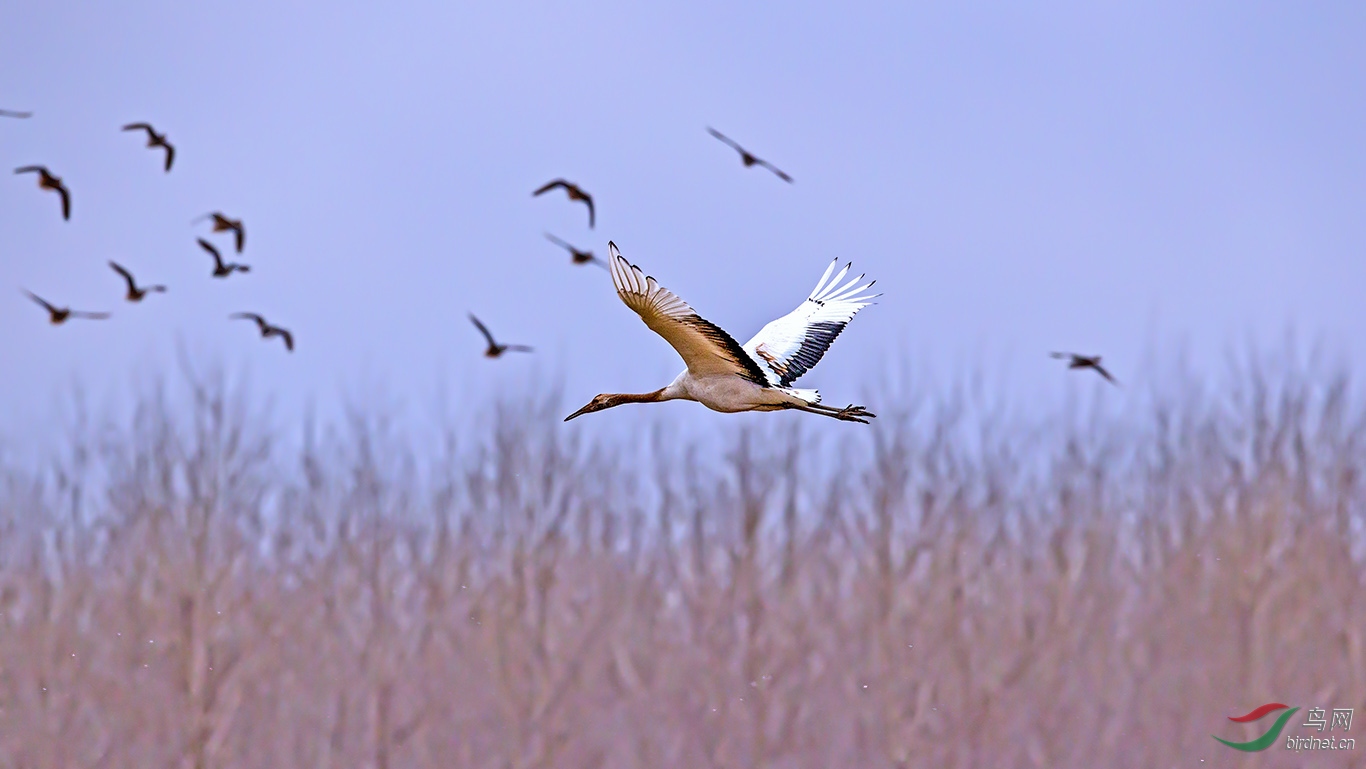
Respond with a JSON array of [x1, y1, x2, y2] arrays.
[[2, 2, 1363, 449]]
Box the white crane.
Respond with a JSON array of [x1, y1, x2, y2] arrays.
[[566, 242, 879, 423]]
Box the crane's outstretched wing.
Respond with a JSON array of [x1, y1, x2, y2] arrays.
[[742, 259, 877, 387], [608, 243, 768, 385]]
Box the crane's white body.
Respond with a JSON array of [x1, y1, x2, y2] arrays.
[[566, 243, 878, 423], [657, 369, 812, 413]]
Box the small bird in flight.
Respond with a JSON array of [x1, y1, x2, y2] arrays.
[[0, 109, 32, 119], [231, 312, 294, 352], [194, 212, 245, 253], [198, 238, 251, 278], [1050, 352, 1118, 385], [14, 165, 70, 220], [533, 179, 595, 228], [469, 314, 532, 358], [108, 261, 167, 302], [544, 233, 607, 269], [122, 122, 175, 172], [23, 290, 110, 324], [706, 128, 793, 183]]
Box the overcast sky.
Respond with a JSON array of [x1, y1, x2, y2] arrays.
[[2, 2, 1363, 454]]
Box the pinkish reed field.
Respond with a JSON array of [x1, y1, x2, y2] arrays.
[[0, 354, 1363, 769]]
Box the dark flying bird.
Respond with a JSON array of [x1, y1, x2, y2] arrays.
[[23, 290, 110, 324], [121, 122, 175, 172], [231, 313, 294, 351], [198, 238, 251, 278], [194, 212, 245, 253], [1050, 352, 1119, 386], [533, 179, 595, 228], [14, 165, 70, 220], [108, 261, 167, 302], [469, 314, 532, 358], [544, 233, 607, 269], [0, 109, 32, 119], [706, 128, 793, 183]]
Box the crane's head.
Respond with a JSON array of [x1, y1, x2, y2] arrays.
[[564, 393, 618, 421]]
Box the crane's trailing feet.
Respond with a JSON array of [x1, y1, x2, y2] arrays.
[[566, 242, 879, 424]]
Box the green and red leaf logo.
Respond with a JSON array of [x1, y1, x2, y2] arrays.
[[1214, 703, 1300, 752]]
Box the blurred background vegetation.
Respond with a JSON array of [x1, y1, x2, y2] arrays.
[[0, 348, 1362, 768]]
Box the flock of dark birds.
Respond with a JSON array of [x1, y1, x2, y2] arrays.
[[4, 109, 293, 352], [5, 106, 1117, 384], [476, 127, 802, 360]]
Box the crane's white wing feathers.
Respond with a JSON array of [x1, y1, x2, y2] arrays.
[[609, 244, 769, 385], [742, 259, 878, 387]]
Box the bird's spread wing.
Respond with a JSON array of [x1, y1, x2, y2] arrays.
[[504, 344, 533, 353], [268, 327, 294, 351], [57, 185, 70, 220], [23, 290, 56, 313], [71, 311, 110, 320], [163, 143, 174, 171], [233, 224, 244, 253], [468, 314, 498, 347], [230, 312, 265, 327], [0, 110, 33, 118], [198, 239, 223, 267], [742, 259, 877, 387], [757, 160, 793, 182], [533, 180, 567, 196], [609, 243, 768, 385], [122, 123, 153, 133], [14, 166, 44, 175], [583, 195, 595, 228], [545, 233, 573, 251], [707, 127, 745, 155], [109, 261, 136, 289]]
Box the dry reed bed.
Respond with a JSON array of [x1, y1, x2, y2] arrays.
[[0, 359, 1362, 768]]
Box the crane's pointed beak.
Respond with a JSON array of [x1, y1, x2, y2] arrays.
[[564, 402, 595, 422]]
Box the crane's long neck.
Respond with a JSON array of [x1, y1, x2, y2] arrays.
[[605, 388, 671, 407]]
